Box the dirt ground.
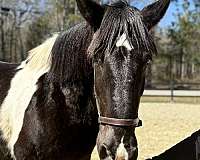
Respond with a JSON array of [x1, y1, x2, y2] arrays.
[[91, 102, 200, 160]]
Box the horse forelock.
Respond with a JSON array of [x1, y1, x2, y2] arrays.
[[88, 5, 157, 60], [0, 34, 58, 158]]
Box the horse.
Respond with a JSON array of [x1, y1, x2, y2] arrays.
[[0, 0, 170, 159]]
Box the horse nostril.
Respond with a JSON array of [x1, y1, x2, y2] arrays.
[[99, 144, 109, 159]]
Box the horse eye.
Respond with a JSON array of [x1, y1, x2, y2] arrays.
[[143, 53, 152, 65], [141, 57, 151, 70]]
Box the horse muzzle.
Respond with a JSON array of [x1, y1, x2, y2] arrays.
[[96, 125, 138, 160]]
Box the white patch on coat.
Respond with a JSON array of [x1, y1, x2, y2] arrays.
[[116, 136, 129, 160], [116, 33, 134, 51], [16, 60, 27, 70], [0, 34, 58, 158]]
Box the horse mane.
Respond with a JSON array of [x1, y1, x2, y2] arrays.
[[18, 34, 58, 72], [88, 2, 157, 60], [48, 23, 94, 82]]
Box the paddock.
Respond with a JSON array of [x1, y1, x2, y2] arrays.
[[91, 101, 200, 160]]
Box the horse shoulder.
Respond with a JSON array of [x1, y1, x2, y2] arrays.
[[0, 62, 19, 160], [15, 76, 98, 159]]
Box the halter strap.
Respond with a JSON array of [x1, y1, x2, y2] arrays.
[[98, 116, 142, 127]]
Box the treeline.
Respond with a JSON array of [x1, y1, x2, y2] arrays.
[[0, 0, 84, 62], [0, 0, 199, 84], [151, 0, 200, 84]]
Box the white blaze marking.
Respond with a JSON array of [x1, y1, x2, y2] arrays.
[[116, 33, 134, 51], [116, 136, 129, 160], [0, 34, 58, 158]]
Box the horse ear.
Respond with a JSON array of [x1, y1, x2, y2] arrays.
[[76, 0, 105, 29], [141, 0, 170, 30]]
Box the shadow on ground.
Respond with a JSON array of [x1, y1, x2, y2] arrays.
[[147, 130, 200, 160]]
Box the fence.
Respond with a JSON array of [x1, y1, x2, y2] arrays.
[[144, 83, 200, 102]]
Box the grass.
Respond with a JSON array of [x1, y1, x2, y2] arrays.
[[91, 102, 200, 160]]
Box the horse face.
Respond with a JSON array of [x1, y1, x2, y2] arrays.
[[93, 48, 145, 160], [91, 5, 152, 159], [77, 0, 170, 159]]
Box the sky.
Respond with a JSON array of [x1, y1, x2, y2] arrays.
[[155, 0, 195, 28], [40, 0, 195, 28], [133, 0, 195, 28], [156, 2, 177, 28]]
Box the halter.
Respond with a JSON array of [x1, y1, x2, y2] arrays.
[[98, 116, 142, 127]]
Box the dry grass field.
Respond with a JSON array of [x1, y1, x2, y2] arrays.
[[91, 102, 200, 160]]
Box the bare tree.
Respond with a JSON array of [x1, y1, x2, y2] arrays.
[[0, 0, 41, 62]]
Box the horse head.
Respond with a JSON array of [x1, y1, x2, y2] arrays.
[[77, 0, 170, 159]]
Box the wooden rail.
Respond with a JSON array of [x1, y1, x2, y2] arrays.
[[144, 90, 200, 97]]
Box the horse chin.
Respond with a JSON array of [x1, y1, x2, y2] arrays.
[[96, 125, 138, 160]]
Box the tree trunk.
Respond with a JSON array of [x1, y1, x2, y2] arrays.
[[63, 0, 67, 29], [145, 63, 152, 88], [0, 18, 6, 61], [12, 27, 18, 62], [56, 0, 61, 31], [74, 2, 78, 15], [9, 24, 15, 62], [181, 55, 185, 80], [18, 28, 24, 61]]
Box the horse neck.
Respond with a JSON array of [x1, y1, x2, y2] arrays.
[[45, 22, 97, 120]]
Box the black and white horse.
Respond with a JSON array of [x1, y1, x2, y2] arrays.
[[0, 0, 170, 159]]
